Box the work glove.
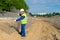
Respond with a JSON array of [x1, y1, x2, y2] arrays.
[[14, 20, 16, 22]]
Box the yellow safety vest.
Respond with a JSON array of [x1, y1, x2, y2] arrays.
[[20, 13, 27, 24]]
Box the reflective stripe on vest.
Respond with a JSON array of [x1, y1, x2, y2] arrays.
[[20, 13, 27, 24]]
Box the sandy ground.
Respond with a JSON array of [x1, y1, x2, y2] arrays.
[[0, 17, 60, 40], [41, 16, 60, 29]]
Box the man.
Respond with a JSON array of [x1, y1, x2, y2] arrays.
[[16, 8, 27, 37]]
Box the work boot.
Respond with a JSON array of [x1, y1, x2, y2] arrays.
[[19, 32, 22, 35]]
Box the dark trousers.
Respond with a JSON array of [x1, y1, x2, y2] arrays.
[[20, 24, 26, 37]]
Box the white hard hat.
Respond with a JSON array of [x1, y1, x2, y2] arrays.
[[20, 8, 24, 12]]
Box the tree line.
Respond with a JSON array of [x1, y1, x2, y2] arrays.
[[0, 0, 29, 11], [29, 12, 60, 17]]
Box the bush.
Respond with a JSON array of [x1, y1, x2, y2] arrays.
[[0, 0, 29, 11]]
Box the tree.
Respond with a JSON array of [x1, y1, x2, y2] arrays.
[[29, 12, 34, 16], [0, 0, 29, 11]]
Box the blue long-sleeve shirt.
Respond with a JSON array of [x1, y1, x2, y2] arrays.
[[16, 16, 25, 22]]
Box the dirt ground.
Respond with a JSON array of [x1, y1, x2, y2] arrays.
[[0, 17, 60, 40], [41, 16, 60, 29]]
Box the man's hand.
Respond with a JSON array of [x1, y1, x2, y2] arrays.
[[14, 20, 16, 22]]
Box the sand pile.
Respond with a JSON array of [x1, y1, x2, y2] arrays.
[[0, 18, 60, 40]]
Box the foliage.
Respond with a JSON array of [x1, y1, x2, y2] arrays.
[[29, 12, 60, 17], [0, 0, 29, 11]]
